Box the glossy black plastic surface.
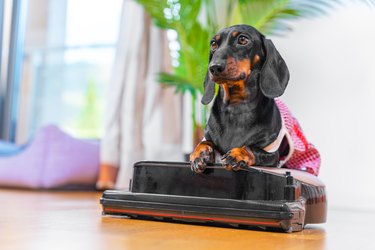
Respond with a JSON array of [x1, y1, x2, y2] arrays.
[[100, 161, 327, 232], [132, 161, 288, 200]]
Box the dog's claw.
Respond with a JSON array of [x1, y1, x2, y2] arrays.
[[191, 158, 206, 173], [239, 160, 248, 169], [189, 141, 214, 174], [232, 163, 240, 171], [223, 155, 235, 171], [222, 148, 253, 171], [232, 160, 247, 171], [221, 151, 231, 160]]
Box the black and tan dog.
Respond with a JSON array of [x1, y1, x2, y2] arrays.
[[190, 24, 291, 173]]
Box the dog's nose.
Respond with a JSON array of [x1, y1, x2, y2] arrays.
[[209, 64, 225, 75]]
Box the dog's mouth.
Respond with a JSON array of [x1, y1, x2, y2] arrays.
[[210, 72, 247, 84]]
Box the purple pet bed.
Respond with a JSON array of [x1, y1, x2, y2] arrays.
[[0, 125, 99, 189]]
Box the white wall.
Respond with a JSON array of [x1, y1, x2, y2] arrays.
[[270, 3, 375, 210]]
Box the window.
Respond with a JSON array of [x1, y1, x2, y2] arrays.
[[16, 0, 123, 142]]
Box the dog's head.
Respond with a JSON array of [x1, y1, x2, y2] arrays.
[[201, 25, 290, 105]]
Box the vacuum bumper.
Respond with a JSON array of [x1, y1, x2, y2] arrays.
[[100, 161, 326, 232]]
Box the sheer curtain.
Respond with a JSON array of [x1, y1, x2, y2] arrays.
[[100, 0, 182, 189]]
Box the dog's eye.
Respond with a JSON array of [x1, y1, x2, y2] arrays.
[[238, 35, 249, 45], [210, 41, 218, 50]]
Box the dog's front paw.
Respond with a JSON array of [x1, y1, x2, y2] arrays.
[[190, 141, 215, 173], [221, 146, 255, 171]]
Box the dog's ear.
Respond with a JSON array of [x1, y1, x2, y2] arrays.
[[201, 72, 215, 105], [201, 51, 215, 105], [259, 38, 289, 98]]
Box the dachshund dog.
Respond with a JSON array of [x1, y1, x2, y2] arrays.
[[190, 24, 292, 173]]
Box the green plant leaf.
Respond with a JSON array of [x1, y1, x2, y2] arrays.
[[237, 0, 340, 35], [136, 0, 177, 29]]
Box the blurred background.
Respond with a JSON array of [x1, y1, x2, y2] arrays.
[[0, 0, 374, 210]]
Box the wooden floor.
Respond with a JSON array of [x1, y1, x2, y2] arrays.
[[0, 190, 374, 250]]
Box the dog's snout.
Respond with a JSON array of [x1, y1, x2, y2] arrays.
[[209, 64, 225, 75]]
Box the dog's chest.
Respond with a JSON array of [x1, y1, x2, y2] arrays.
[[205, 101, 281, 154], [206, 106, 259, 153]]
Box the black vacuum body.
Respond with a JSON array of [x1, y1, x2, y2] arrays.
[[100, 161, 327, 232]]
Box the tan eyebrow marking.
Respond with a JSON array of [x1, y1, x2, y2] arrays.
[[231, 31, 239, 37], [215, 35, 221, 41], [252, 54, 260, 68]]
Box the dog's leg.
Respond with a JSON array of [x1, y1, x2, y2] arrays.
[[190, 141, 215, 173], [222, 146, 279, 171], [251, 148, 280, 167]]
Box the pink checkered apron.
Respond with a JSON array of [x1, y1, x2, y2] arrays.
[[275, 99, 321, 176]]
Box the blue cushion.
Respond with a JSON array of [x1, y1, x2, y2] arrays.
[[0, 141, 24, 156]]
